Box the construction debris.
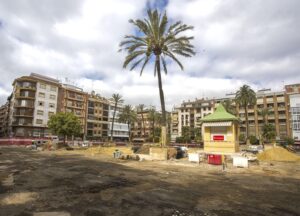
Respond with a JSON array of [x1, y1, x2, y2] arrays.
[[257, 147, 300, 162]]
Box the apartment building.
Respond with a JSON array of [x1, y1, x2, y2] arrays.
[[285, 84, 300, 141], [170, 99, 215, 141], [131, 108, 162, 139], [57, 84, 88, 137], [0, 102, 9, 136], [6, 74, 60, 137], [171, 86, 300, 140], [239, 89, 290, 138], [86, 92, 110, 140], [108, 100, 129, 141]]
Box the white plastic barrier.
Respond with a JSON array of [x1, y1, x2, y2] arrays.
[[188, 153, 201, 163], [232, 156, 248, 168]]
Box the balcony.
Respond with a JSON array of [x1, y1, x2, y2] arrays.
[[13, 111, 34, 118], [266, 97, 274, 103], [277, 106, 286, 111], [278, 114, 286, 119], [12, 121, 33, 126], [14, 102, 34, 108], [276, 97, 285, 102], [15, 93, 35, 100], [17, 85, 36, 91], [256, 98, 264, 104]]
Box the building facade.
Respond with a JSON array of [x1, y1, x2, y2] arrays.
[[170, 99, 215, 142], [0, 102, 9, 137], [285, 84, 300, 141], [131, 108, 162, 140], [86, 92, 110, 140], [108, 100, 129, 141], [57, 84, 88, 137], [171, 86, 300, 141], [4, 73, 61, 137]]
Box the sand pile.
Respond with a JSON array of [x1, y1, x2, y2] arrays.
[[257, 147, 300, 162], [85, 146, 133, 156], [135, 145, 150, 154]]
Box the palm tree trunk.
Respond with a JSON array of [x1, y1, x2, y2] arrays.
[[127, 122, 130, 142], [245, 105, 249, 140], [156, 55, 167, 147], [141, 113, 146, 137], [152, 117, 155, 143], [111, 102, 117, 142]]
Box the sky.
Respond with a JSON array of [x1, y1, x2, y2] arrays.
[[0, 0, 299, 110]]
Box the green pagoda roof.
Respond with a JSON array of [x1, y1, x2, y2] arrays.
[[201, 104, 239, 122]]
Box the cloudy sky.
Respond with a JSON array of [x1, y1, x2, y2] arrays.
[[0, 0, 299, 110]]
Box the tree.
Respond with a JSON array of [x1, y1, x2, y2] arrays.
[[235, 85, 256, 140], [110, 93, 124, 141], [120, 9, 195, 146], [258, 107, 270, 123], [148, 107, 160, 142], [181, 126, 191, 143], [138, 104, 146, 137], [221, 99, 236, 116], [48, 112, 81, 145], [262, 123, 276, 143], [118, 105, 137, 142]]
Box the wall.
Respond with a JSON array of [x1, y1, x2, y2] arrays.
[[203, 124, 239, 153]]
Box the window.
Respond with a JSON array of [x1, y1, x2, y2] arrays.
[[36, 119, 43, 124], [37, 110, 44, 115], [38, 92, 45, 98], [48, 112, 54, 117], [38, 101, 44, 106], [40, 83, 46, 89], [50, 86, 56, 92], [49, 103, 55, 108], [50, 95, 56, 100]]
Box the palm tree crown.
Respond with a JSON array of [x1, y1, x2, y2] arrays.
[[120, 9, 195, 146], [235, 85, 256, 139], [110, 93, 124, 141], [118, 104, 137, 142]]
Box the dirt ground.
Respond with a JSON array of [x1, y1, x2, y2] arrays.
[[0, 147, 300, 216]]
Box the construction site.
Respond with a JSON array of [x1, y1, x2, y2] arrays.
[[0, 142, 300, 216]]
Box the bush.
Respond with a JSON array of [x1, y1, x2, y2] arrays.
[[154, 136, 160, 143], [239, 134, 246, 142], [176, 136, 184, 143], [249, 135, 258, 145], [283, 137, 295, 146]]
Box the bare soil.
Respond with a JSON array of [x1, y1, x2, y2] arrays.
[[0, 147, 300, 216]]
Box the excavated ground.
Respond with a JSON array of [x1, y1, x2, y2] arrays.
[[0, 147, 300, 216]]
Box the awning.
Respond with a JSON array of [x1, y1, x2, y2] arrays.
[[203, 122, 232, 127]]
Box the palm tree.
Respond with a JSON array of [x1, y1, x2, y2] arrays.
[[235, 85, 256, 140], [221, 99, 236, 116], [118, 105, 137, 142], [148, 107, 157, 142], [120, 9, 195, 146], [258, 107, 270, 123], [110, 93, 124, 141], [138, 104, 146, 137]]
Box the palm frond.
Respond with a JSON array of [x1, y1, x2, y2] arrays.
[[140, 55, 151, 76], [130, 57, 145, 71], [164, 51, 184, 70], [123, 50, 146, 68], [161, 56, 168, 75], [159, 12, 168, 37]]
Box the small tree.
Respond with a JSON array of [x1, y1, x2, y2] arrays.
[[48, 112, 81, 145], [118, 105, 137, 142], [262, 123, 276, 143], [181, 126, 191, 143]]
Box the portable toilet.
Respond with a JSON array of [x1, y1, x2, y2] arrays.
[[201, 104, 240, 153]]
